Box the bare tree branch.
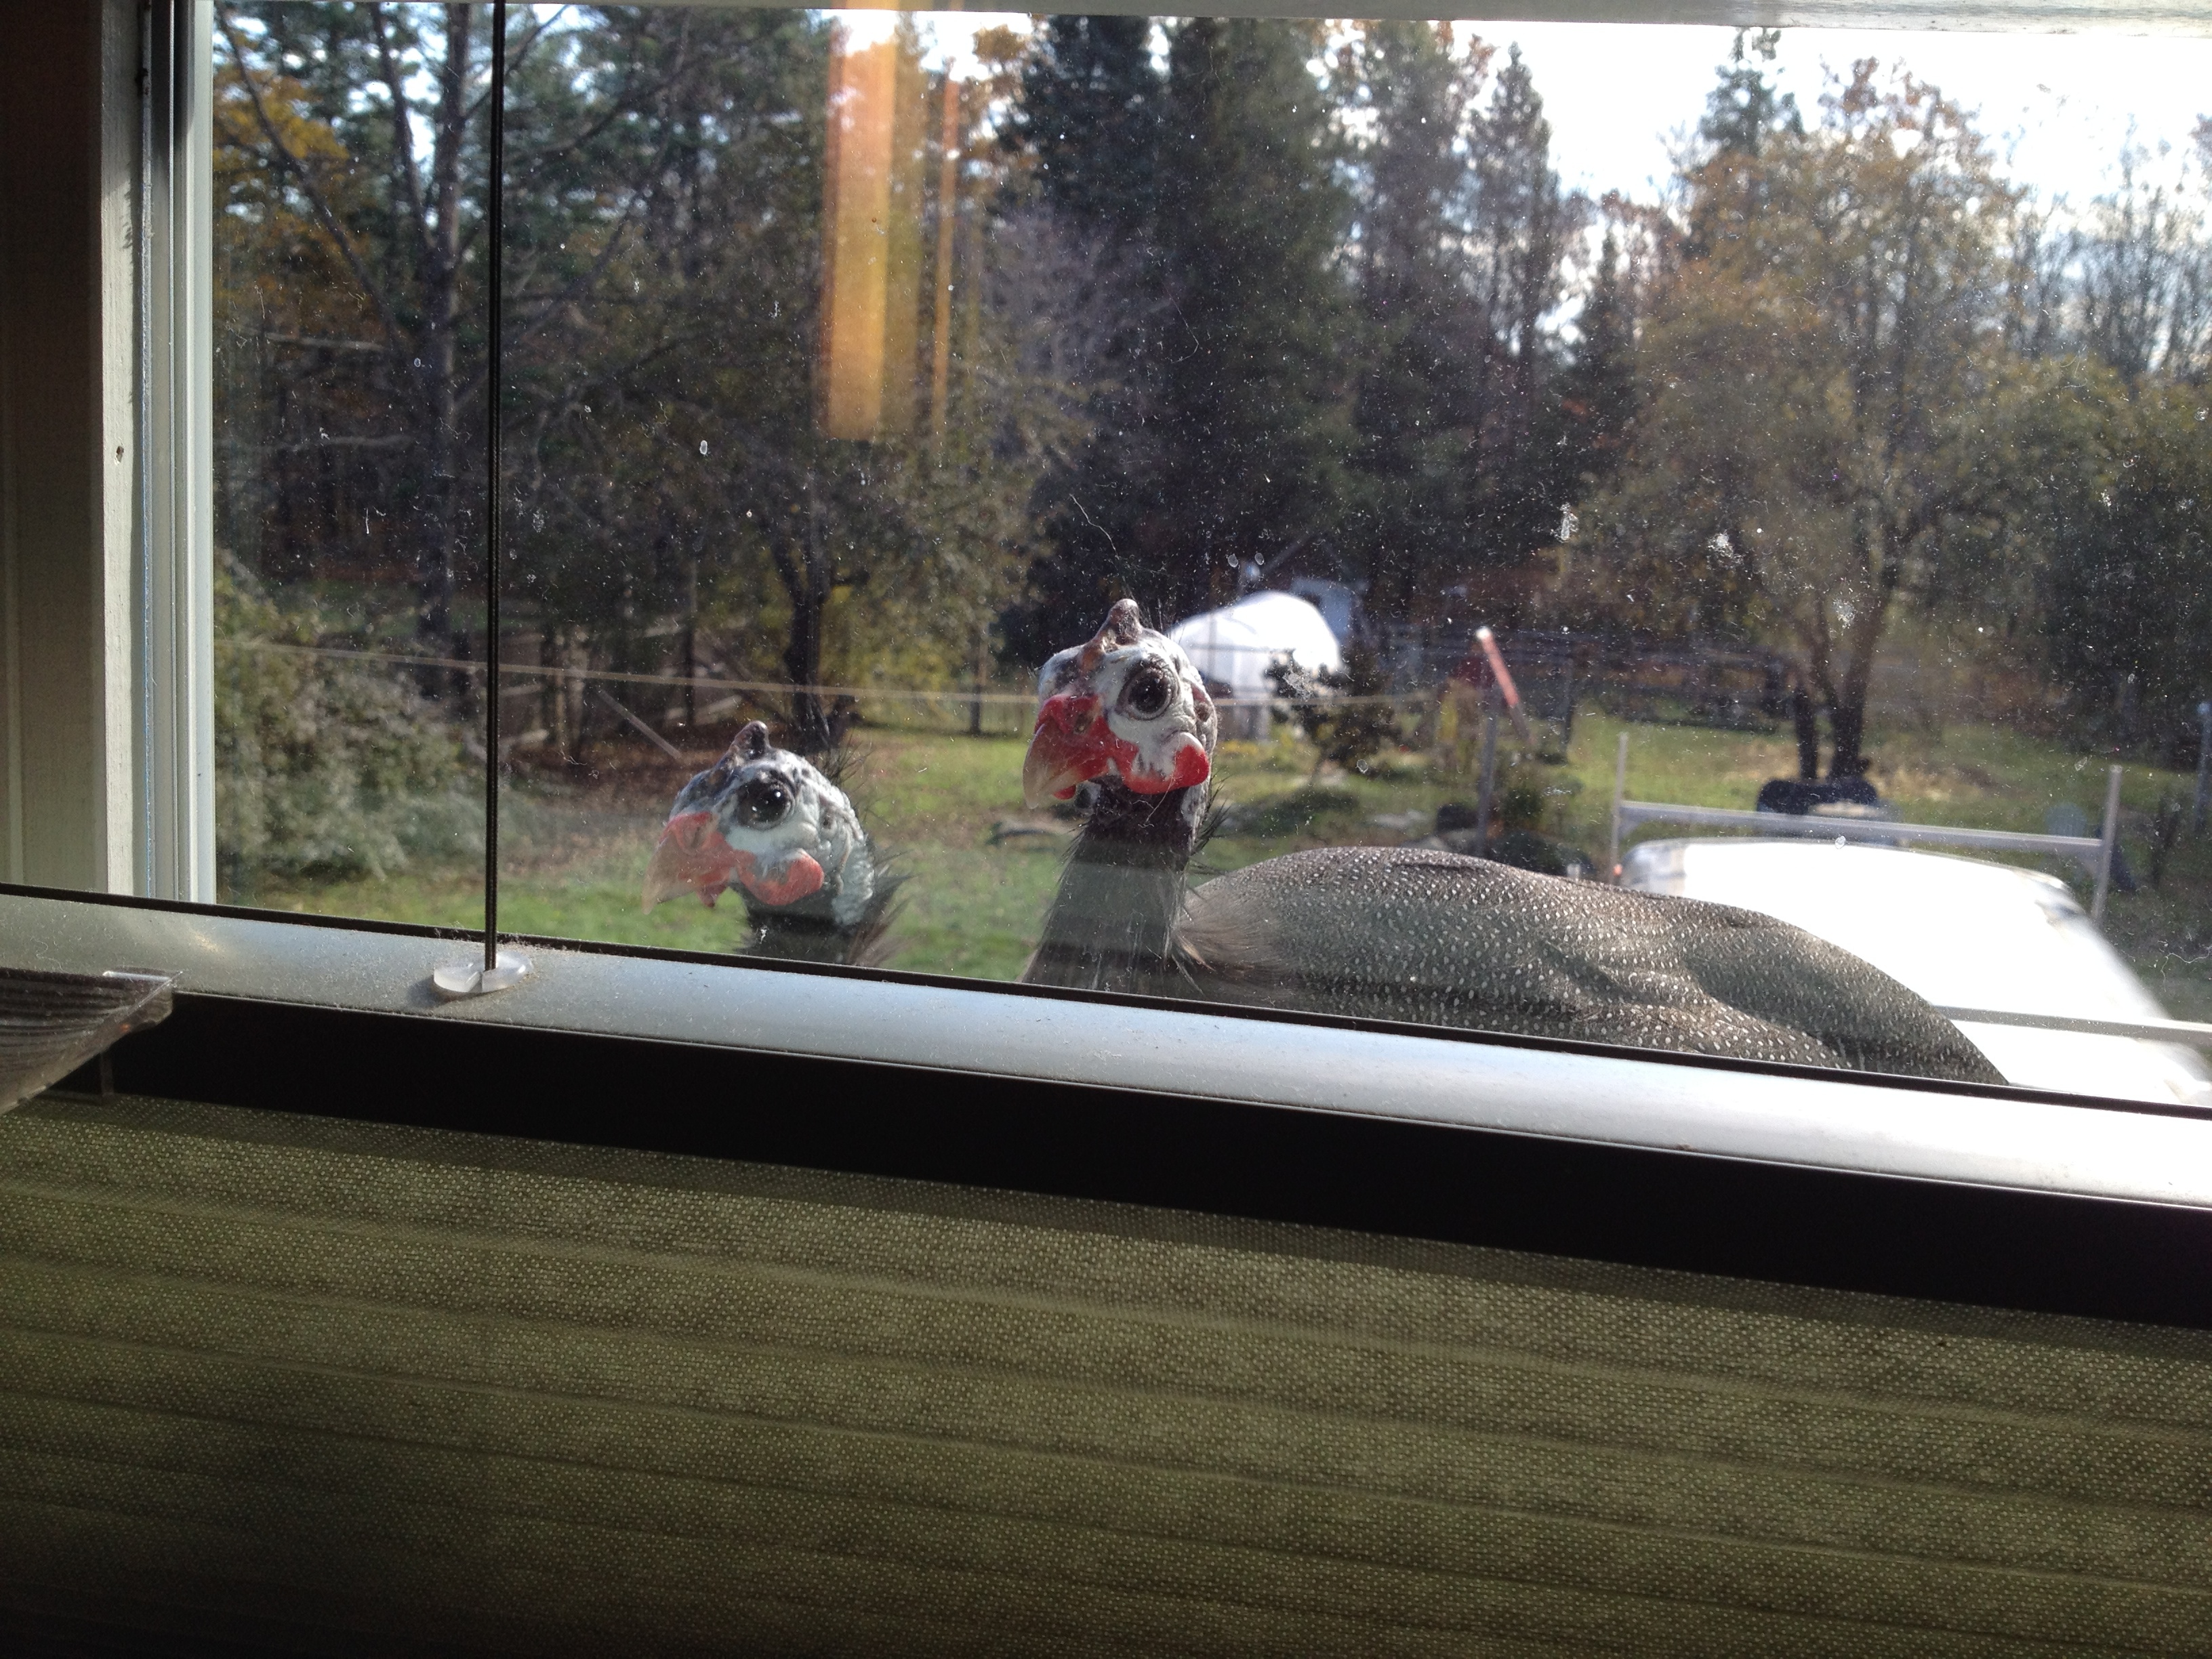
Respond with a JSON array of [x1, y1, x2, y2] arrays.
[[214, 4, 412, 377], [369, 5, 428, 265]]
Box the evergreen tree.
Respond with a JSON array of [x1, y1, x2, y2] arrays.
[[995, 18, 1169, 663], [2043, 380, 2212, 747], [1463, 44, 1576, 599], [1338, 22, 1492, 623], [1549, 230, 1638, 498], [1005, 16, 1162, 237], [1686, 29, 1801, 258], [1698, 28, 1799, 159], [1146, 18, 1357, 621]]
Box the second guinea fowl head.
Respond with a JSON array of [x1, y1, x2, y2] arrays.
[[642, 721, 878, 929], [1023, 599, 1217, 811], [1020, 600, 1218, 992]]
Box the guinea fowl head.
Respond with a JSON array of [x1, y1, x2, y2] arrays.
[[642, 722, 878, 929], [1023, 599, 1216, 810], [1021, 602, 1218, 995]]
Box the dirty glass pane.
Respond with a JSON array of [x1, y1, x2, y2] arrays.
[[212, 3, 489, 921], [212, 5, 2212, 1103]]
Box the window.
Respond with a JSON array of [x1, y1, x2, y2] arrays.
[[9, 2, 2212, 1122], [7, 16, 2212, 1653]]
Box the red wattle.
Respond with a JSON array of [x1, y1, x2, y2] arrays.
[[735, 848, 825, 907], [1121, 732, 1210, 794], [1167, 736, 1212, 790]]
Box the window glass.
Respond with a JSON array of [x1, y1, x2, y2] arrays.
[[211, 5, 2212, 1104], [213, 2, 491, 922]]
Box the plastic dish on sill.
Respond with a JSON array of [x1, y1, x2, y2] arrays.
[[0, 966, 176, 1111]]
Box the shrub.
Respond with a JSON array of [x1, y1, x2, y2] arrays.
[[1267, 639, 1401, 780], [214, 554, 478, 893]]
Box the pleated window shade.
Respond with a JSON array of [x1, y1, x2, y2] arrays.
[[0, 1090, 2206, 1656]]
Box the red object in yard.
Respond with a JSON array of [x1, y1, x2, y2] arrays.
[[1474, 627, 1534, 744]]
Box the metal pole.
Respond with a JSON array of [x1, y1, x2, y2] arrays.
[[434, 5, 529, 1000], [1472, 697, 1501, 858], [2092, 762, 2123, 923], [2194, 701, 2210, 835], [1608, 730, 1628, 881], [483, 1, 507, 976]]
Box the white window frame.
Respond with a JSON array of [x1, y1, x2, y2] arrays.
[[0, 0, 213, 901]]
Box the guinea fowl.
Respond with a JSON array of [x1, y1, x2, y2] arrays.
[[643, 722, 900, 966], [1021, 601, 2001, 1084]]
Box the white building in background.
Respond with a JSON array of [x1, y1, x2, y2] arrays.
[[1286, 578, 1362, 646], [1170, 592, 1344, 742]]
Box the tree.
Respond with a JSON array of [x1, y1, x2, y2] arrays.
[[1546, 228, 1639, 502], [1461, 45, 1582, 603], [1696, 28, 1800, 161], [214, 4, 677, 672], [219, 4, 1057, 765], [2076, 144, 2210, 384], [1004, 16, 1162, 239], [1267, 641, 1400, 780], [570, 16, 1049, 753], [1561, 60, 2023, 778], [2043, 382, 2212, 747], [494, 5, 840, 752], [2000, 194, 2076, 363], [994, 17, 1170, 664], [1335, 22, 1495, 624], [1145, 18, 1357, 621]]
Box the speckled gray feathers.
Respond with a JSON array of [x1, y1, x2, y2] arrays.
[[1177, 846, 2002, 1082], [1020, 605, 2003, 1086]]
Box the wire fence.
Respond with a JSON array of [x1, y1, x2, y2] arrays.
[[234, 626, 1807, 758], [232, 638, 1043, 743]]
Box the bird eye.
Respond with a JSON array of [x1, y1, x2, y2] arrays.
[[735, 776, 793, 828], [1122, 665, 1173, 719]]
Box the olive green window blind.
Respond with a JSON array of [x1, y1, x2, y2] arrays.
[[0, 1091, 2205, 1656]]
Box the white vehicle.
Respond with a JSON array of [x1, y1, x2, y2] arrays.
[[1622, 838, 2212, 1108]]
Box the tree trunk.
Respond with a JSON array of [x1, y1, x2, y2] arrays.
[[413, 6, 474, 695], [553, 626, 590, 769], [415, 394, 459, 697], [1827, 699, 1868, 779], [968, 625, 987, 737], [774, 476, 834, 754], [679, 545, 699, 732], [1791, 684, 1820, 779], [782, 585, 828, 752], [1826, 598, 1890, 779]]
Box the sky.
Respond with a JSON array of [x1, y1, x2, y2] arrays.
[[869, 12, 2212, 212], [1502, 22, 2212, 209]]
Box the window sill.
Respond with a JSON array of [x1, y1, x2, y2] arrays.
[[4, 883, 2209, 1200], [7, 884, 2212, 1326]]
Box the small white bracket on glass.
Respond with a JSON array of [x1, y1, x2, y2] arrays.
[[432, 950, 531, 1000]]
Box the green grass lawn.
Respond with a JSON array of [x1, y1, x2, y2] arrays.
[[241, 710, 2212, 1012]]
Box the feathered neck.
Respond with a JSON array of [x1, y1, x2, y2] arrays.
[[1025, 780, 1208, 995]]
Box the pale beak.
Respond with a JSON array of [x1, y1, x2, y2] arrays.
[[1023, 693, 1114, 808], [643, 811, 739, 910]]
